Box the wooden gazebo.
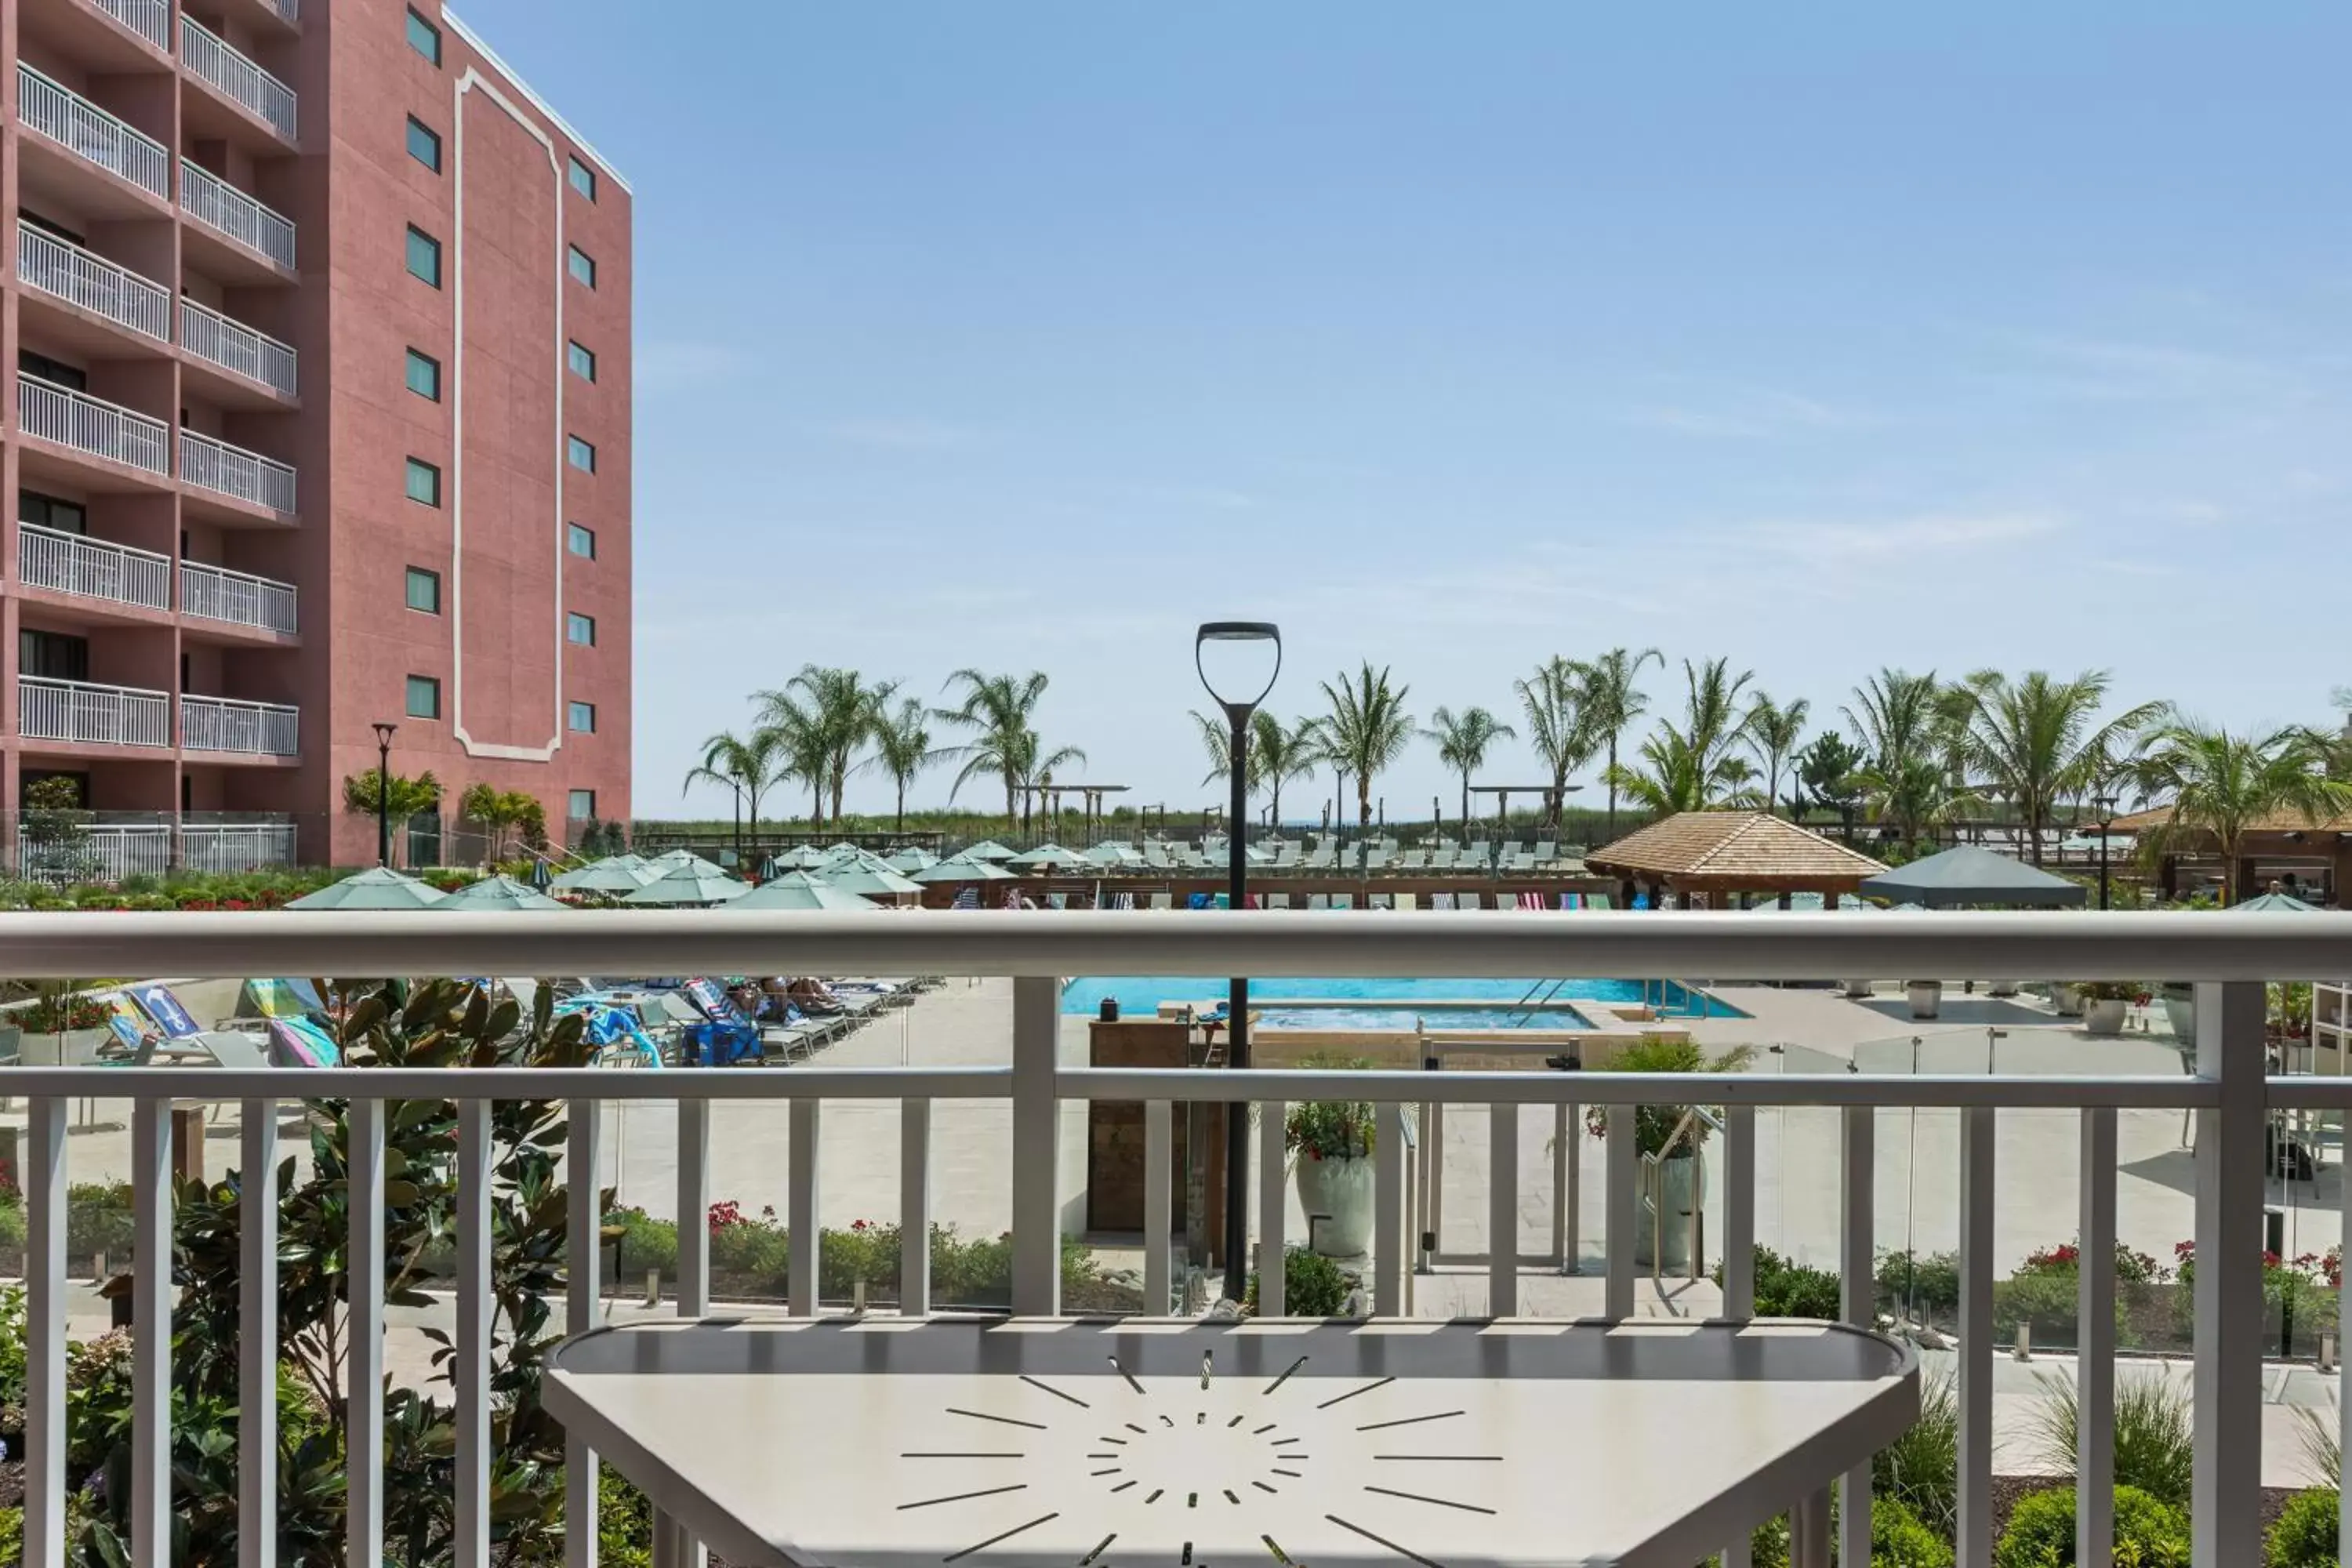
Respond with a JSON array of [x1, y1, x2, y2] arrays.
[[1586, 811, 1887, 909], [2102, 803, 2351, 905]]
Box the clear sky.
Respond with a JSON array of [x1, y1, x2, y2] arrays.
[[458, 1, 2350, 823]]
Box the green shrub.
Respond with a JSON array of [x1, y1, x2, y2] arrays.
[[1875, 1370, 1958, 1540], [2266, 1486, 2341, 1568], [1243, 1247, 1352, 1318], [66, 1182, 136, 1267], [1994, 1485, 2187, 1567], [1730, 1246, 1842, 1319], [1872, 1496, 1955, 1568], [2026, 1371, 2194, 1510], [1877, 1249, 1961, 1316], [608, 1206, 680, 1282], [599, 1463, 655, 1568]]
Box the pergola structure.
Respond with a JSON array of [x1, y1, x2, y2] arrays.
[[1013, 782, 1131, 843], [1586, 811, 1888, 909], [1469, 782, 1584, 833], [2101, 804, 2351, 905]]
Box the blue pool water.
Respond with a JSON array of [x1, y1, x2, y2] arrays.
[[1060, 975, 1747, 1030]]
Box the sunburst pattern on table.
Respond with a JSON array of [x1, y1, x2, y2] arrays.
[[898, 1348, 1502, 1566]]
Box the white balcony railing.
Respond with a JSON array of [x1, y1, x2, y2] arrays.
[[16, 374, 170, 475], [0, 916, 2334, 1568], [179, 16, 297, 141], [179, 429, 296, 514], [179, 158, 296, 270], [178, 297, 297, 397], [15, 222, 172, 342], [180, 558, 297, 633], [13, 64, 169, 199], [90, 0, 171, 51], [16, 818, 296, 884], [179, 692, 299, 755], [263, 0, 299, 23], [15, 674, 170, 746], [18, 523, 172, 612]]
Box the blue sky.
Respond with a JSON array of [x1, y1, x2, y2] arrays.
[[458, 1, 2351, 822]]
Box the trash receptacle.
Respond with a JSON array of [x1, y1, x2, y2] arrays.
[[1099, 997, 1120, 1023]]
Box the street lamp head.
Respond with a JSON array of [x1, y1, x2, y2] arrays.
[[1195, 621, 1282, 720], [372, 722, 398, 750]]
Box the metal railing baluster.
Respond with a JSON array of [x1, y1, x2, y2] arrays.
[[1258, 1098, 1287, 1316], [1374, 1102, 1405, 1314], [565, 1102, 601, 1568], [1605, 1104, 1635, 1319], [2192, 981, 2266, 1563], [671, 1098, 711, 1568], [1719, 1105, 1755, 1568], [789, 1099, 820, 1317], [132, 1099, 172, 1563], [900, 1098, 931, 1316], [1838, 1105, 1875, 1567], [2075, 1107, 2116, 1567], [347, 1098, 387, 1568], [240, 1098, 281, 1568], [1957, 1105, 1994, 1568], [1488, 1102, 1518, 1316], [25, 1098, 65, 1568], [456, 1101, 492, 1568], [1010, 977, 1061, 1314], [1144, 1100, 1173, 1312]]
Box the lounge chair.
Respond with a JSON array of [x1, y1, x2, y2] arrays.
[[1398, 848, 1428, 870], [1332, 894, 1356, 911], [1148, 892, 1174, 910], [1428, 848, 1456, 870], [1395, 892, 1418, 911], [1306, 894, 1331, 911], [1455, 891, 1483, 911], [1430, 892, 1455, 910], [1368, 893, 1393, 911]]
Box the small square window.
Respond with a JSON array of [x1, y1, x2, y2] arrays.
[[405, 674, 441, 719], [568, 788, 596, 820], [405, 457, 441, 506], [568, 156, 596, 201], [567, 245, 596, 288], [405, 566, 441, 614], [567, 340, 596, 382], [405, 349, 441, 401], [568, 700, 597, 733], [406, 116, 441, 172], [567, 436, 596, 474], [567, 522, 597, 559], [567, 612, 596, 646], [406, 7, 441, 64], [405, 225, 441, 287]]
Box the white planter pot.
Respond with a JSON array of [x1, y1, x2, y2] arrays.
[[1842, 979, 1876, 1000], [2085, 998, 2129, 1036], [2052, 984, 2085, 1018], [1987, 980, 2020, 998], [1907, 981, 1942, 1020], [2163, 996, 2198, 1047], [1635, 1150, 1705, 1272], [1294, 1152, 1376, 1258]]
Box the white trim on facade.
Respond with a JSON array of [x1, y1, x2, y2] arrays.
[[441, 9, 632, 194]]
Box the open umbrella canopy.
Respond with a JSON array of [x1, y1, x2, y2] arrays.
[[441, 874, 569, 912], [2233, 891, 2320, 913], [732, 873, 879, 912], [886, 848, 941, 873], [825, 846, 901, 876], [764, 846, 833, 873], [1008, 843, 1086, 869], [287, 866, 448, 910], [622, 864, 753, 906], [1859, 846, 2087, 909], [823, 865, 924, 898], [553, 858, 659, 895], [1084, 844, 1142, 866], [648, 848, 730, 878], [910, 856, 1016, 884], [960, 839, 1017, 862]]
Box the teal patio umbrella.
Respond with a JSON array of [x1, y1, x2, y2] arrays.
[[552, 857, 657, 895], [1008, 843, 1086, 870], [648, 848, 729, 878], [441, 873, 568, 912], [732, 873, 877, 912], [960, 839, 1017, 862], [824, 865, 924, 899], [911, 857, 1015, 884], [287, 866, 448, 910], [887, 848, 941, 873], [622, 864, 752, 906], [2234, 891, 2319, 913]]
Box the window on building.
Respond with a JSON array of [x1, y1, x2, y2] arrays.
[[406, 115, 441, 172], [405, 566, 441, 614], [567, 245, 595, 288], [18, 349, 89, 394], [405, 225, 441, 287], [567, 437, 596, 474], [568, 701, 596, 733], [568, 156, 596, 201], [19, 630, 90, 683], [406, 6, 441, 64], [568, 788, 596, 820], [405, 348, 441, 401], [405, 457, 441, 506], [567, 612, 596, 646], [567, 522, 597, 559], [19, 491, 88, 535], [405, 674, 441, 719], [567, 341, 596, 382]]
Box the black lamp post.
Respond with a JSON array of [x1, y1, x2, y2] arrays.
[[1196, 621, 1281, 1300], [2092, 791, 2118, 911], [372, 723, 397, 867]]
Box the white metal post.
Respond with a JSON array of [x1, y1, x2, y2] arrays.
[[789, 1098, 821, 1317], [1488, 1102, 1518, 1316], [670, 1098, 710, 1568], [1565, 1097, 1581, 1273], [2076, 1107, 2116, 1568], [1957, 1105, 1995, 1568], [1605, 1104, 1635, 1319], [1010, 976, 1061, 1315], [132, 1098, 172, 1566], [1838, 1105, 1874, 1568], [566, 1101, 601, 1568], [24, 1098, 64, 1568], [2192, 981, 2265, 1566], [1551, 1102, 1569, 1269], [1720, 1103, 1755, 1568], [1374, 1102, 1405, 1314], [1258, 1098, 1287, 1315], [347, 1098, 387, 1568], [240, 1098, 280, 1568], [1145, 1100, 1174, 1313], [901, 1098, 931, 1316], [456, 1100, 492, 1568]]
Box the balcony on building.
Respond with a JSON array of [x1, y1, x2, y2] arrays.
[[178, 295, 298, 402], [19, 0, 174, 70], [12, 63, 173, 216], [179, 16, 297, 146], [15, 812, 298, 884], [178, 426, 296, 521], [14, 219, 174, 353], [16, 673, 172, 749], [180, 557, 298, 637], [16, 372, 173, 485], [180, 692, 299, 757], [17, 524, 174, 622], [178, 158, 296, 281]]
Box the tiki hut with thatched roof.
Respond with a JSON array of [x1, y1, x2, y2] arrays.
[[1586, 811, 1888, 909], [2099, 802, 2352, 905]]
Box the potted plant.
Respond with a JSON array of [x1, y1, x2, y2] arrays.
[[1284, 1064, 1377, 1258], [1585, 1036, 1753, 1272], [2077, 982, 2136, 1036], [2159, 982, 2196, 1047], [1906, 979, 1943, 1019], [2050, 982, 2086, 1018]]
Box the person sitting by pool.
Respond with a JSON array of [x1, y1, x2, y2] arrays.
[[787, 977, 847, 1015]]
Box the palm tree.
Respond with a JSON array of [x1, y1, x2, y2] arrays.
[[2127, 717, 2352, 904], [1513, 658, 1590, 829], [935, 669, 1086, 829], [1743, 694, 1810, 817], [1962, 670, 2161, 864], [1573, 648, 1661, 839], [1316, 663, 1414, 829], [682, 728, 789, 836], [866, 698, 937, 834], [1603, 659, 1757, 815], [1251, 713, 1323, 831], [1426, 706, 1518, 827], [751, 687, 841, 826], [763, 666, 895, 826], [1845, 668, 1942, 776], [1855, 752, 1973, 846]]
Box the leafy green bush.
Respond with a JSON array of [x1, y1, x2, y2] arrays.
[[1875, 1369, 1958, 1540], [1244, 1247, 1352, 1317], [1726, 1245, 1842, 1319], [1872, 1497, 1955, 1568], [2266, 1486, 2341, 1568], [67, 1182, 136, 1268], [2027, 1371, 2194, 1510], [1878, 1249, 1961, 1316], [1994, 1485, 2187, 1567]]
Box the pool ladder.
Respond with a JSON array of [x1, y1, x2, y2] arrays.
[[1499, 977, 1708, 1029]]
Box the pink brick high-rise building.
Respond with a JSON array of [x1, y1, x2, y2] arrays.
[[1, 0, 630, 873]]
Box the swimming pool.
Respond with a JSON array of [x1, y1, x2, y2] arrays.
[[1060, 975, 1747, 1030]]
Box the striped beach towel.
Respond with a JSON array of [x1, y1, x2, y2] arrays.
[[951, 886, 981, 909], [1517, 891, 1546, 910]]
